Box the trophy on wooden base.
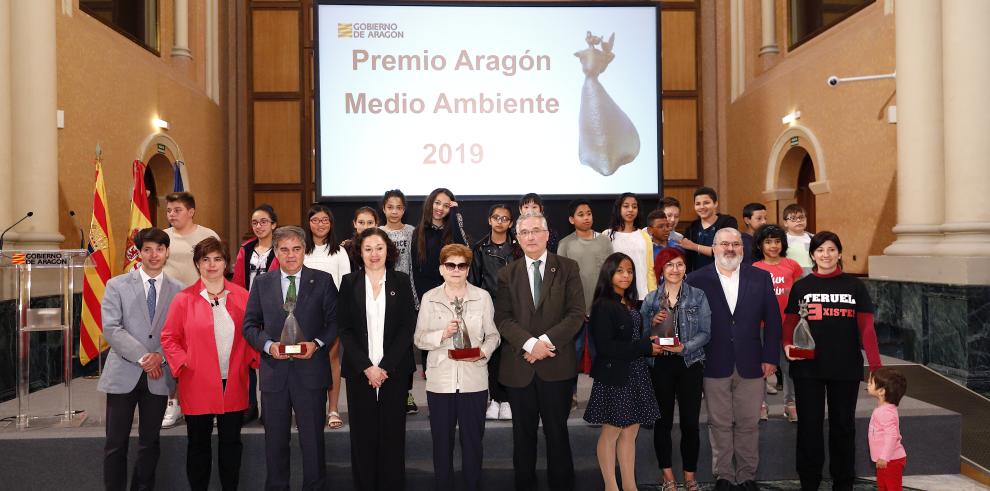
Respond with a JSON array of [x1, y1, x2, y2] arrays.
[[278, 299, 308, 356], [448, 297, 481, 360], [790, 299, 816, 359], [651, 291, 681, 347]]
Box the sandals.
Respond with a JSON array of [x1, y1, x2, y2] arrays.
[[327, 411, 344, 429], [683, 479, 700, 491], [660, 480, 677, 491]]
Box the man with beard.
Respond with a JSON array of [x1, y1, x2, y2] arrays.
[[686, 228, 780, 491]]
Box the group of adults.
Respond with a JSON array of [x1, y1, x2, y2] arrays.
[[97, 187, 882, 491]]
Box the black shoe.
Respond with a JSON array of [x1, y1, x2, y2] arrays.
[[242, 405, 259, 424], [405, 393, 419, 414], [739, 480, 760, 491], [714, 479, 734, 491]]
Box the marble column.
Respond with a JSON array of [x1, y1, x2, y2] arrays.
[[759, 0, 779, 56], [937, 0, 990, 256], [882, 0, 943, 256], [0, 1, 12, 233], [172, 0, 192, 59], [9, 0, 62, 248]]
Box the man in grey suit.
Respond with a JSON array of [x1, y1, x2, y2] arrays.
[[243, 225, 338, 490], [98, 227, 183, 491], [495, 212, 586, 491]]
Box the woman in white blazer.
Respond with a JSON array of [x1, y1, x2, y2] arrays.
[[414, 243, 500, 491]]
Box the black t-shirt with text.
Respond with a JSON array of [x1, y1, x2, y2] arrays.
[[785, 273, 874, 381]]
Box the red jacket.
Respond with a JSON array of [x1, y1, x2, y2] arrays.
[[161, 279, 259, 415], [232, 237, 279, 290]]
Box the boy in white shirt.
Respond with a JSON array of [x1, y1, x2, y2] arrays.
[[782, 203, 813, 276]]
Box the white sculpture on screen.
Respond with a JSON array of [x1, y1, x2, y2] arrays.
[[576, 31, 641, 176]]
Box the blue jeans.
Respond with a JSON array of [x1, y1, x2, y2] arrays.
[[573, 319, 595, 395]]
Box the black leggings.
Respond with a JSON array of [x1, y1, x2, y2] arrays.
[[650, 356, 704, 472], [792, 377, 860, 491]]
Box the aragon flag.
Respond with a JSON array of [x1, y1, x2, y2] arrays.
[[79, 158, 114, 365], [123, 160, 153, 272]]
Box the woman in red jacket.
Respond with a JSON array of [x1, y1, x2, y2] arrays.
[[162, 237, 259, 491]]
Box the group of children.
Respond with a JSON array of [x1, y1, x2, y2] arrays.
[[243, 185, 908, 488]]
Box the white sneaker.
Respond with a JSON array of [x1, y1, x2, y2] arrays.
[[498, 402, 512, 420], [162, 398, 183, 428], [486, 400, 500, 420]]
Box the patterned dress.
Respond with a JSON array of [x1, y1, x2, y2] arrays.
[[583, 308, 661, 427]]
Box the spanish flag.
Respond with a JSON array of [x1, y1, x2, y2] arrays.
[[123, 160, 153, 272], [79, 159, 114, 365]]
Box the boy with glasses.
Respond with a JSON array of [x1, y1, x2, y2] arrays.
[[781, 204, 814, 276], [469, 204, 521, 420]]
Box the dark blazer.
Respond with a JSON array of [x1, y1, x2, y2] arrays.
[[588, 294, 654, 386], [494, 253, 586, 387], [242, 266, 338, 391], [337, 269, 418, 381], [686, 263, 781, 379]]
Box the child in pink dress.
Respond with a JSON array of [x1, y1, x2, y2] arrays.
[[867, 367, 908, 490]]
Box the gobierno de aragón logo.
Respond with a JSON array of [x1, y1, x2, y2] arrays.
[[338, 22, 405, 39]]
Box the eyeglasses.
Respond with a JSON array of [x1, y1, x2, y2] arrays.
[[715, 241, 743, 249], [517, 228, 547, 238], [490, 215, 511, 223], [251, 219, 272, 227], [785, 215, 807, 222], [663, 262, 686, 270], [309, 217, 331, 225], [442, 262, 469, 272]]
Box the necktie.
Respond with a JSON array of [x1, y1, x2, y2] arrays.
[[532, 260, 542, 306], [287, 275, 297, 303], [147, 278, 157, 322]]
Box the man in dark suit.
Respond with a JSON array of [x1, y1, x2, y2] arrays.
[[686, 228, 780, 491], [495, 212, 586, 491], [99, 227, 183, 491], [243, 225, 337, 491]]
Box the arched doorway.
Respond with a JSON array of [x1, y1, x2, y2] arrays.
[[796, 154, 817, 232], [763, 125, 830, 226], [145, 154, 174, 227]]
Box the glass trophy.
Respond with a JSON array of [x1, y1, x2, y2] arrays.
[[651, 292, 681, 346], [278, 298, 307, 356], [448, 297, 481, 360], [790, 299, 816, 359]]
